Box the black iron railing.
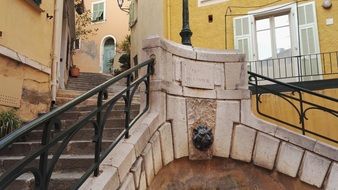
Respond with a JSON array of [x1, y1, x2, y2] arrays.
[[248, 71, 338, 144], [248, 51, 338, 82], [0, 58, 155, 189]]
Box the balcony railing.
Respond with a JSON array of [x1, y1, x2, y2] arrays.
[[248, 51, 338, 83]]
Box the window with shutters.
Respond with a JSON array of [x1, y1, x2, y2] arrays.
[[92, 1, 105, 22], [233, 2, 320, 81]]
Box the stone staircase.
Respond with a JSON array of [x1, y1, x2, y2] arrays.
[[0, 73, 140, 189]]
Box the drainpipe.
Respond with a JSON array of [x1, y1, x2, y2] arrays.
[[51, 0, 64, 106]]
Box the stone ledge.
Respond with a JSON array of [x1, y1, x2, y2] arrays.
[[194, 47, 244, 63], [216, 89, 250, 100], [274, 127, 316, 151], [314, 141, 338, 162], [183, 87, 217, 99]]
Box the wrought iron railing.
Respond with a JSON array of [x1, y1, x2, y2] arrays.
[[248, 51, 338, 82], [0, 58, 155, 189], [248, 71, 338, 144]]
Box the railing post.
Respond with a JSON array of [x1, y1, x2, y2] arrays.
[[94, 91, 104, 176], [298, 92, 306, 135], [124, 74, 131, 139], [180, 0, 192, 46]]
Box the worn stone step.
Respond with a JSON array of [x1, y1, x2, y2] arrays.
[[70, 103, 140, 111], [1, 171, 83, 190], [61, 118, 126, 130], [20, 128, 124, 142], [0, 155, 94, 173], [0, 140, 115, 157], [56, 96, 140, 106], [58, 110, 139, 120]]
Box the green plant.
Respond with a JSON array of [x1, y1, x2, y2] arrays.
[[0, 110, 22, 139]]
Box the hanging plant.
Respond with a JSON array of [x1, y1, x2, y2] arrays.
[[0, 110, 22, 139]]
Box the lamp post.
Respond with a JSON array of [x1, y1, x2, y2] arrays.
[[180, 0, 192, 46]]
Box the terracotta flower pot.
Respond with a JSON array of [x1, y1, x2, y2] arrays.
[[70, 66, 80, 77]]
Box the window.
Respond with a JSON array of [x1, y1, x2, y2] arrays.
[[233, 2, 320, 81], [73, 39, 81, 50], [92, 1, 105, 22], [33, 0, 41, 6]]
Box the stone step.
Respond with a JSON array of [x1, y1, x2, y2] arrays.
[[56, 96, 140, 106], [60, 118, 126, 130], [0, 140, 115, 157], [58, 110, 139, 120], [2, 171, 83, 190], [0, 155, 94, 173], [69, 103, 140, 111], [20, 128, 124, 142]]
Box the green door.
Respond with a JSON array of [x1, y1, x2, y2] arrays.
[[103, 38, 115, 73]]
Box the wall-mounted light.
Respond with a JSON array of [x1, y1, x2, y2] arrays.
[[322, 0, 332, 9], [116, 0, 129, 13]]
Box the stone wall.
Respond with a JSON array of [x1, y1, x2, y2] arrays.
[[80, 37, 337, 190]]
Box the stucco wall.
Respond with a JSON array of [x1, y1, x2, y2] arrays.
[[165, 0, 338, 53], [0, 55, 51, 122], [0, 0, 55, 67], [72, 0, 129, 73]]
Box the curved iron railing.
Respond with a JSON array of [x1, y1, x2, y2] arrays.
[[0, 58, 155, 189], [248, 71, 338, 144]]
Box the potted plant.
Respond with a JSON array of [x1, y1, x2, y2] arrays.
[[70, 65, 80, 77], [0, 110, 21, 139]]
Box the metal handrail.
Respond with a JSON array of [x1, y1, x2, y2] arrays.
[[248, 71, 338, 144], [0, 58, 155, 189]]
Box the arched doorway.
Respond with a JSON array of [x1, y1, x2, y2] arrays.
[[101, 36, 116, 73]]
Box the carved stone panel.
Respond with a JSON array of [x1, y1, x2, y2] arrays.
[[182, 61, 214, 89], [187, 98, 216, 160]]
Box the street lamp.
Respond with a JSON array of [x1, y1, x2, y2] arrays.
[[117, 0, 129, 13], [180, 0, 193, 46]]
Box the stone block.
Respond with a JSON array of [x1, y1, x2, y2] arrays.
[[253, 132, 280, 170], [275, 127, 316, 151], [119, 173, 135, 190], [160, 38, 196, 59], [230, 125, 256, 162], [150, 131, 163, 175], [182, 60, 215, 89], [158, 122, 174, 166], [162, 81, 183, 96], [172, 55, 182, 82], [314, 141, 338, 161], [167, 95, 189, 159], [109, 143, 136, 183], [241, 100, 277, 135], [187, 98, 217, 160], [141, 143, 154, 186], [213, 101, 240, 158], [194, 47, 244, 62], [130, 157, 143, 189], [79, 167, 119, 190], [149, 91, 166, 134], [300, 151, 331, 188], [216, 89, 250, 100], [276, 142, 304, 177], [325, 162, 338, 190], [142, 36, 161, 49], [183, 87, 217, 99], [125, 121, 151, 157], [214, 63, 225, 88], [139, 171, 147, 190], [224, 62, 247, 90]]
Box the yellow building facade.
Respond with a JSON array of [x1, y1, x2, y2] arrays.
[[0, 0, 76, 121]]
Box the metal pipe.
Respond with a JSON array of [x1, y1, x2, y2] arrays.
[[180, 0, 192, 46]]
